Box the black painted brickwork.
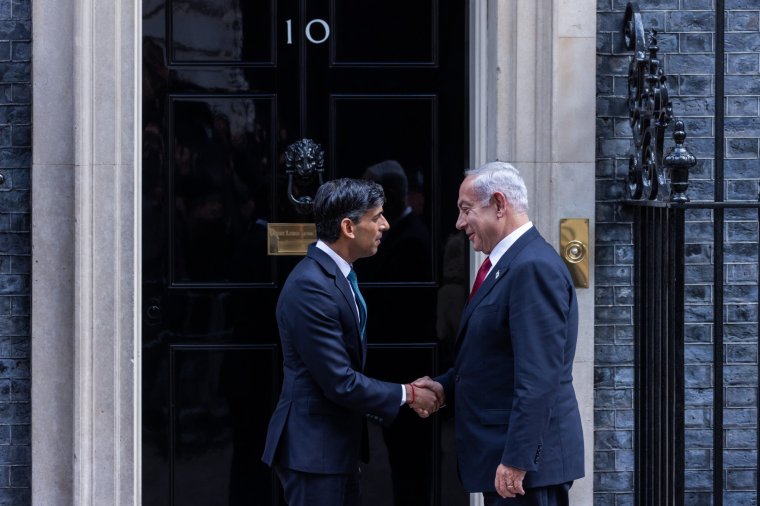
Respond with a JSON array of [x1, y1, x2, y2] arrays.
[[0, 0, 30, 503], [597, 1, 760, 505]]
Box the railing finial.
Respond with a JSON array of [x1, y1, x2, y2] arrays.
[[623, 2, 696, 203], [664, 120, 697, 203]]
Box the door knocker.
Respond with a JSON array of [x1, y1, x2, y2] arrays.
[[284, 138, 325, 214]]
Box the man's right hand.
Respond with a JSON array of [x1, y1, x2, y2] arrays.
[[405, 383, 439, 417], [408, 376, 445, 417]]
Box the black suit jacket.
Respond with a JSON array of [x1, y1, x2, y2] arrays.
[[262, 244, 402, 474], [436, 227, 585, 491]]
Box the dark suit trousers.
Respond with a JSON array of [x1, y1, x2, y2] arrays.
[[275, 465, 361, 506], [483, 482, 572, 506]]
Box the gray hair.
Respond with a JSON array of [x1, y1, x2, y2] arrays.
[[464, 161, 528, 214]]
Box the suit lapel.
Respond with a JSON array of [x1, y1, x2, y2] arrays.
[[456, 227, 542, 343], [308, 244, 365, 366]]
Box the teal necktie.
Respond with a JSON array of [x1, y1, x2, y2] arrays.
[[347, 270, 367, 340]]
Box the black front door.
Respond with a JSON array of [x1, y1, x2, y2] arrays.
[[142, 1, 469, 504]]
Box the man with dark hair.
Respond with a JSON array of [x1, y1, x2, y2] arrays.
[[262, 178, 440, 505]]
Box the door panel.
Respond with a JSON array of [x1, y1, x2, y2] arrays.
[[170, 346, 278, 505], [332, 95, 435, 283], [333, 0, 435, 64], [143, 1, 469, 504], [362, 345, 439, 504], [170, 96, 276, 284], [170, 0, 275, 63]]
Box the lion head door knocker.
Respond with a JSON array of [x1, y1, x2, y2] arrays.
[[284, 139, 325, 214]]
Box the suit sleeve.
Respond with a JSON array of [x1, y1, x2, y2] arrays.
[[502, 258, 572, 471], [434, 368, 455, 401], [279, 275, 402, 425]]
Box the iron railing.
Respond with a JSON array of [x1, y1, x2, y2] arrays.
[[622, 2, 760, 504]]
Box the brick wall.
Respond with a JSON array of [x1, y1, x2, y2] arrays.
[[0, 0, 30, 503], [597, 0, 760, 504]]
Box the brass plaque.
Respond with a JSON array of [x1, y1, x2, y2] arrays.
[[267, 223, 317, 255], [560, 218, 590, 289]]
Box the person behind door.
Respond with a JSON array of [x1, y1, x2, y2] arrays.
[[356, 159, 431, 282], [414, 161, 585, 505], [262, 177, 440, 506]]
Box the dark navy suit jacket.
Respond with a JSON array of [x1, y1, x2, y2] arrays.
[[262, 243, 402, 474], [435, 227, 585, 492]]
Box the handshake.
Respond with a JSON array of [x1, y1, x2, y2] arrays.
[[404, 376, 444, 418]]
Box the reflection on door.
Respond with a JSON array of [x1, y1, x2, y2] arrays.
[[143, 0, 469, 504]]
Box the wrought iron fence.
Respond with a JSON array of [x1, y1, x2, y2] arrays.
[[622, 3, 760, 505]]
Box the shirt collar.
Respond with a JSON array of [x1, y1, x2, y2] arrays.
[[487, 221, 533, 268], [316, 239, 352, 278]]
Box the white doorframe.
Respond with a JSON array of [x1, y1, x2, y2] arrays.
[[31, 0, 141, 503]]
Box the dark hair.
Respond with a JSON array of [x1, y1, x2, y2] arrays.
[[314, 178, 385, 242], [363, 160, 407, 221]]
